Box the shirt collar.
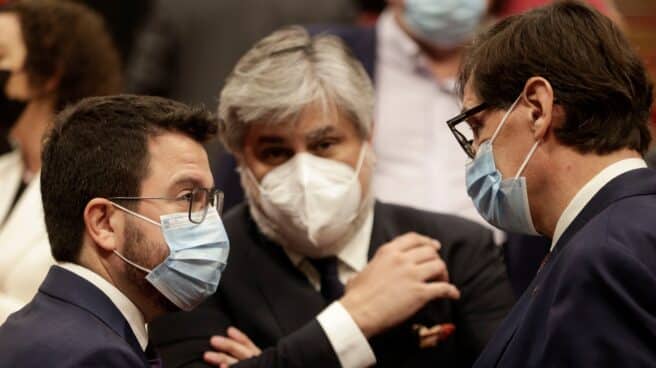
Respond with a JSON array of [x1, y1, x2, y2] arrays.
[[284, 207, 374, 273], [58, 262, 148, 351], [551, 158, 647, 250]]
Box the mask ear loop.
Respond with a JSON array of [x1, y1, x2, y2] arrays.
[[113, 250, 152, 273], [513, 140, 540, 179], [489, 96, 522, 144], [107, 202, 158, 273], [110, 202, 161, 227], [350, 142, 369, 182], [238, 166, 267, 193]]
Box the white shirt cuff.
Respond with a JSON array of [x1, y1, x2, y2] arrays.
[[316, 301, 376, 368]]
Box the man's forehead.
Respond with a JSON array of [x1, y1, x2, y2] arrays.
[[248, 119, 340, 140], [146, 133, 211, 179]]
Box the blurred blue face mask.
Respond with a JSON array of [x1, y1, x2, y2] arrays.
[[404, 0, 487, 49], [111, 203, 230, 311], [465, 96, 541, 235]]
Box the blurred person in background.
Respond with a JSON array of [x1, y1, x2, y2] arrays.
[[125, 0, 360, 212], [0, 0, 121, 324], [148, 26, 514, 368]]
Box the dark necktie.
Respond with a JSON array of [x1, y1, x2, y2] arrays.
[[308, 256, 345, 303]]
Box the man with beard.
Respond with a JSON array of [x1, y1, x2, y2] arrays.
[[0, 95, 230, 367], [149, 27, 514, 368]]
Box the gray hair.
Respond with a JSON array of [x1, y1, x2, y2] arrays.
[[218, 26, 375, 153]]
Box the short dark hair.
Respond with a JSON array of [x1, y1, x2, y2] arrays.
[[0, 0, 121, 110], [459, 0, 653, 155], [41, 95, 218, 263]]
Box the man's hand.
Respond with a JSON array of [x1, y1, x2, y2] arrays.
[[203, 327, 261, 368], [340, 232, 460, 338]]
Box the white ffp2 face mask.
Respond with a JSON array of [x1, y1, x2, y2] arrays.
[[245, 145, 368, 257]]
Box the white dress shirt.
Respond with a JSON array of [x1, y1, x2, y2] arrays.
[[284, 209, 376, 368], [58, 262, 148, 351], [0, 151, 53, 324], [372, 11, 503, 242], [551, 158, 648, 251]]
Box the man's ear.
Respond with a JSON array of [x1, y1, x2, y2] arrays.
[[521, 76, 555, 141], [84, 198, 122, 253]]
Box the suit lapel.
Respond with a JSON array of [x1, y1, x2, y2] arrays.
[[248, 219, 328, 336], [39, 266, 149, 366], [553, 168, 656, 253], [477, 168, 656, 367], [367, 202, 444, 362], [368, 201, 398, 260]]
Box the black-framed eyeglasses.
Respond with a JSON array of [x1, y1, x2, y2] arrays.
[[109, 188, 224, 224], [446, 102, 489, 159]]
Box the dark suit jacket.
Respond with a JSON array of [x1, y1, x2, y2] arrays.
[[150, 201, 515, 367], [473, 168, 656, 368], [0, 266, 152, 368]]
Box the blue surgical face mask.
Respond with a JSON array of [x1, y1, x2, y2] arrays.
[[465, 96, 541, 235], [111, 203, 230, 311], [404, 0, 487, 49]]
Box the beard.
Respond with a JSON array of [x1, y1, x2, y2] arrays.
[[123, 220, 179, 313]]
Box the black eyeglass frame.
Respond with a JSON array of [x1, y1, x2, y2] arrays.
[[446, 102, 489, 159], [109, 187, 224, 224]]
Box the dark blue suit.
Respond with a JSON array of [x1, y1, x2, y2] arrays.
[[474, 168, 656, 367], [0, 266, 155, 367]]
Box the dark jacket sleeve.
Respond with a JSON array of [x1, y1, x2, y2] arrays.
[[233, 320, 340, 368], [444, 223, 516, 361], [149, 291, 233, 367], [152, 298, 340, 368]]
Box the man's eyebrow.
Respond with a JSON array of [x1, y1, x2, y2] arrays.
[[256, 135, 286, 144], [170, 177, 206, 191], [305, 125, 337, 141]]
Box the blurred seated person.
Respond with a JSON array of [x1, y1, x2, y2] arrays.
[[149, 26, 515, 368], [0, 0, 121, 324]]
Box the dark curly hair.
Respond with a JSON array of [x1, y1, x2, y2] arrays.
[[0, 0, 121, 110]]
